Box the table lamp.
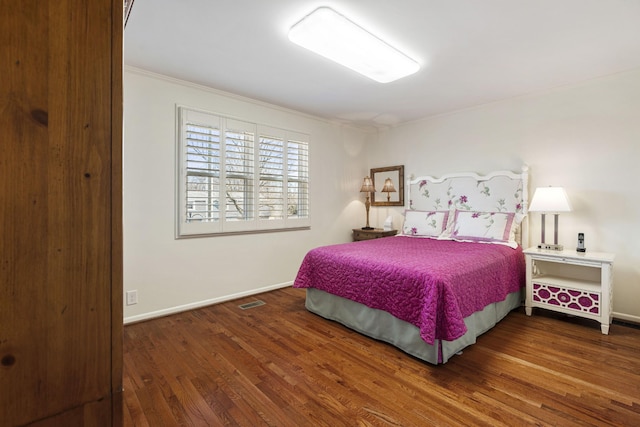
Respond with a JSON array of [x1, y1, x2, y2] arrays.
[[360, 176, 376, 230], [528, 186, 572, 250]]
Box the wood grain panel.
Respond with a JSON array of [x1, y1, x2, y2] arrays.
[[0, 0, 122, 425]]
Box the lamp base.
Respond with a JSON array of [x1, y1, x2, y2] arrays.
[[538, 243, 564, 251], [361, 226, 374, 230]]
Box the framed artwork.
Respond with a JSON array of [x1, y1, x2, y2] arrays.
[[370, 165, 404, 206]]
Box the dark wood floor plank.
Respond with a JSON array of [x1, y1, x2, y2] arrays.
[[123, 287, 640, 426]]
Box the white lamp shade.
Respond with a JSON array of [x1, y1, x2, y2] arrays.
[[529, 187, 572, 213]]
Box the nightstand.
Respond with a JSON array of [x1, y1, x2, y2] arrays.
[[352, 228, 398, 241], [523, 247, 615, 334]]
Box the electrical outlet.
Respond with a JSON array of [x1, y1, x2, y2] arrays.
[[126, 290, 138, 306]]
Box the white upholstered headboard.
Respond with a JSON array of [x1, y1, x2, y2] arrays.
[[407, 166, 529, 248]]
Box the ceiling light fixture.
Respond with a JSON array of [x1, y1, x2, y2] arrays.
[[288, 7, 420, 83]]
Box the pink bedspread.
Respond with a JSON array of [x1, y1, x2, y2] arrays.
[[293, 236, 524, 344]]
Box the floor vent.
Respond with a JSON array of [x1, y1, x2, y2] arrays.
[[238, 300, 266, 310]]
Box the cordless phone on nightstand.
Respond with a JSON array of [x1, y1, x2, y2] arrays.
[[577, 233, 586, 252]]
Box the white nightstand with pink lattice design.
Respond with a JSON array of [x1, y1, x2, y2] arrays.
[[524, 248, 615, 334]]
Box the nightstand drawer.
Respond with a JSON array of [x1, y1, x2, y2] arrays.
[[532, 282, 600, 316]]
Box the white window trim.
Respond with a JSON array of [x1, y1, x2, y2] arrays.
[[176, 106, 310, 238]]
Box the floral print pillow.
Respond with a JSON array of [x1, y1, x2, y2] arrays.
[[402, 210, 450, 237], [451, 210, 516, 242]]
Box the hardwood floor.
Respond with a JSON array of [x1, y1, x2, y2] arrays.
[[123, 288, 640, 426]]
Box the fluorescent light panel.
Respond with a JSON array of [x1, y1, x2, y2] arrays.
[[288, 7, 420, 83]]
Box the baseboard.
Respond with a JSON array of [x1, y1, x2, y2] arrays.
[[123, 281, 293, 325], [124, 286, 640, 327], [612, 311, 640, 326]]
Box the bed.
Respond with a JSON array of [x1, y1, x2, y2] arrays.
[[293, 167, 529, 364]]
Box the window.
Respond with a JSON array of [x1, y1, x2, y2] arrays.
[[177, 107, 310, 237]]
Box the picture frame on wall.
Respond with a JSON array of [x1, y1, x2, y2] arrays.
[[370, 165, 404, 207]]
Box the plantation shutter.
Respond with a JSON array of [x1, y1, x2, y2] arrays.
[[223, 119, 256, 231], [180, 109, 222, 235], [259, 130, 285, 226], [177, 107, 310, 236], [287, 136, 309, 221]]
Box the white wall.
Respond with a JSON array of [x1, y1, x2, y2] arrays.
[[367, 69, 640, 322], [124, 66, 640, 323], [123, 68, 371, 322]]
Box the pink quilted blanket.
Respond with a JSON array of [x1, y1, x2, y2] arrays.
[[293, 236, 524, 344]]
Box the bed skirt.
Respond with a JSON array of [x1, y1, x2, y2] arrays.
[[304, 287, 523, 365]]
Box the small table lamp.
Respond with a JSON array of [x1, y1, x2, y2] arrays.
[[381, 178, 396, 202], [529, 186, 572, 250], [360, 176, 376, 230]]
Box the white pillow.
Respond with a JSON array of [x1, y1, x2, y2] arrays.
[[402, 210, 450, 237], [451, 210, 516, 243]]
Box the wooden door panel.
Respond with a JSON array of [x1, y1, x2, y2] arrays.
[[0, 1, 122, 425]]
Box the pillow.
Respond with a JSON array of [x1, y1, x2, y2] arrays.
[[402, 210, 450, 237], [450, 210, 516, 243]]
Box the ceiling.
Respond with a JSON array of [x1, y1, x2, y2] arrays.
[[124, 0, 640, 129]]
